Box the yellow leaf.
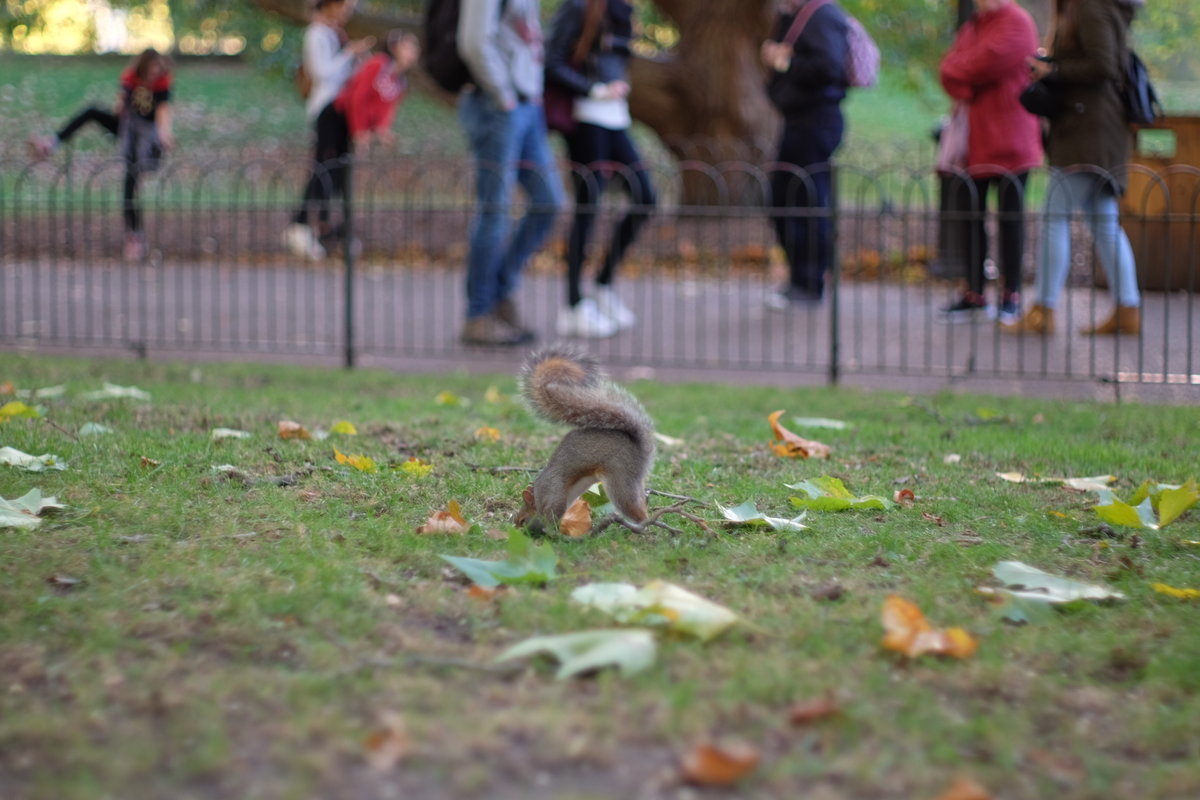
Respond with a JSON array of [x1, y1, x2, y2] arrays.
[[435, 391, 464, 406], [0, 401, 40, 421], [415, 499, 470, 534], [1151, 582, 1200, 600], [400, 457, 433, 477], [768, 409, 832, 459], [334, 449, 377, 472], [473, 426, 501, 442], [330, 420, 358, 435], [278, 420, 311, 440], [1158, 478, 1199, 528], [484, 386, 506, 404]]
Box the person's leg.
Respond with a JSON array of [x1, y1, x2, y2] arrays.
[[564, 123, 607, 307], [1034, 169, 1077, 310], [995, 171, 1030, 298], [965, 175, 989, 298], [55, 107, 120, 144], [294, 105, 346, 227], [460, 91, 520, 320], [770, 121, 811, 296], [594, 128, 656, 288], [496, 101, 565, 304], [1080, 175, 1141, 309]]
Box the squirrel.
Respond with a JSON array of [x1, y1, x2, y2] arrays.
[[515, 346, 656, 533]]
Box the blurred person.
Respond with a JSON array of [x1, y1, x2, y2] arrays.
[[545, 0, 657, 339], [937, 0, 1042, 325], [287, 31, 419, 260], [1004, 0, 1143, 336], [283, 0, 375, 260], [27, 48, 174, 261], [456, 0, 566, 346], [761, 0, 849, 310]]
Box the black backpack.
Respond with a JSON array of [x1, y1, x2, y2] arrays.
[[1122, 48, 1163, 126], [422, 0, 507, 93]]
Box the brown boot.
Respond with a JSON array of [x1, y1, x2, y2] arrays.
[[494, 297, 536, 343], [460, 314, 526, 347], [1000, 303, 1055, 335], [1081, 306, 1140, 336]]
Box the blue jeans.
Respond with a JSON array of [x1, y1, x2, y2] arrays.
[[1037, 170, 1141, 309], [459, 91, 565, 319]]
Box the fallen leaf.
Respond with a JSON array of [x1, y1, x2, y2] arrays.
[[495, 628, 656, 679], [79, 422, 113, 436], [278, 420, 311, 440], [363, 712, 409, 771], [0, 447, 67, 472], [484, 386, 506, 404], [716, 500, 808, 531], [466, 584, 507, 602], [894, 488, 916, 507], [981, 561, 1126, 623], [0, 401, 41, 421], [441, 528, 557, 588], [334, 448, 378, 473], [881, 596, 977, 659], [435, 390, 467, 406], [680, 740, 760, 786], [46, 574, 83, 590], [81, 383, 151, 401], [416, 500, 470, 534], [1150, 582, 1200, 600], [15, 384, 65, 400], [211, 427, 251, 440], [934, 775, 992, 800], [0, 489, 64, 530], [788, 693, 841, 725], [652, 431, 684, 447], [559, 498, 592, 537], [571, 580, 741, 641], [944, 453, 962, 465], [398, 458, 433, 478], [330, 420, 358, 435], [473, 426, 501, 442], [139, 456, 160, 469], [768, 410, 832, 459], [791, 416, 850, 430], [787, 476, 893, 511]]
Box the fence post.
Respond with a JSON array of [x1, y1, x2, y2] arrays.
[[342, 154, 355, 369], [828, 161, 840, 386]]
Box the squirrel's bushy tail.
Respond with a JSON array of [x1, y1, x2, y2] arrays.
[[520, 345, 654, 440]]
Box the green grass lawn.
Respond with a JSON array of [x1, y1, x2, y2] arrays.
[[1, 353, 1198, 799]]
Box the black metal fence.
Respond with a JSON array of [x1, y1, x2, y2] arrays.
[[2, 147, 1197, 396]]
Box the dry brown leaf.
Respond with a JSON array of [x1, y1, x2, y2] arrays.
[[767, 410, 831, 459], [680, 740, 760, 786], [894, 488, 916, 507], [415, 499, 470, 534], [560, 498, 593, 537], [0, 381, 14, 395], [881, 595, 977, 660], [933, 775, 992, 800], [466, 585, 509, 603], [278, 420, 311, 440], [363, 712, 409, 771], [140, 456, 160, 468], [788, 693, 841, 725]]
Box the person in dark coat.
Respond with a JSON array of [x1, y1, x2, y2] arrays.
[[761, 0, 849, 310], [937, 0, 1043, 324], [1003, 0, 1143, 336]]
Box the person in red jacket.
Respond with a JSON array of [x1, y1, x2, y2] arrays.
[[284, 30, 419, 260], [937, 0, 1042, 323]]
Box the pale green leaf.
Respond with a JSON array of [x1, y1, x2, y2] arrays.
[[991, 560, 1126, 603], [211, 427, 251, 440], [495, 629, 657, 679], [440, 528, 557, 588], [78, 422, 113, 436], [15, 384, 65, 400], [791, 416, 849, 430], [81, 383, 151, 401], [0, 489, 64, 530], [571, 580, 741, 641], [716, 500, 807, 531], [0, 447, 67, 472], [1094, 496, 1159, 530], [786, 476, 893, 511]]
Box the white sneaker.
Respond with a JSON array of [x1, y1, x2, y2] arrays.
[[593, 286, 635, 329], [556, 298, 618, 338], [282, 223, 325, 261]]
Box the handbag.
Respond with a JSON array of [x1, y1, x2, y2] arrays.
[[544, 0, 606, 135], [1019, 77, 1062, 118], [935, 104, 969, 175]]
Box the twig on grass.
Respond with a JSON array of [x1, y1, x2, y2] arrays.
[[465, 463, 539, 474], [592, 501, 713, 536]]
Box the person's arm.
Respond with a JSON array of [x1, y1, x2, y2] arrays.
[[155, 102, 174, 151], [787, 6, 848, 88], [304, 24, 357, 87], [545, 1, 592, 95], [941, 12, 1036, 90], [457, 0, 515, 109]]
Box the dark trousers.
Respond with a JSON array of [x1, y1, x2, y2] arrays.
[[294, 103, 350, 228], [563, 122, 657, 307], [770, 105, 844, 299], [56, 107, 147, 233], [946, 171, 1029, 297]]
